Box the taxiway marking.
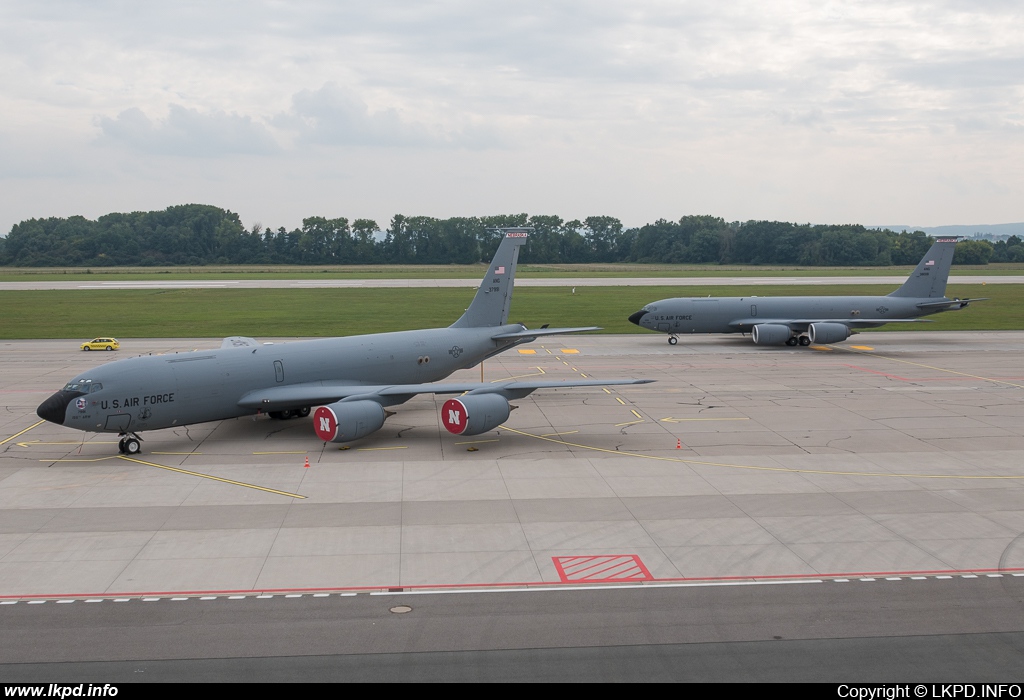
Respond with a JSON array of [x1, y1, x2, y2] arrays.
[[117, 455, 306, 498], [0, 420, 45, 446]]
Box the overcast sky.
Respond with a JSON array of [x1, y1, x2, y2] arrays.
[[1, 1, 1021, 234]]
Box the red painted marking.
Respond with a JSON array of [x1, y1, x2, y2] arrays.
[[843, 364, 912, 381], [553, 555, 653, 583], [441, 398, 468, 435], [313, 406, 338, 441]]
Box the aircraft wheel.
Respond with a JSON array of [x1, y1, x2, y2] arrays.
[[279, 409, 294, 420], [799, 336, 811, 346], [123, 438, 141, 455], [117, 438, 126, 454], [298, 407, 311, 418], [668, 337, 678, 346], [785, 337, 798, 347]]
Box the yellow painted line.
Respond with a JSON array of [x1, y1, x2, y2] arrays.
[[560, 349, 579, 354], [356, 446, 409, 451], [540, 430, 579, 437], [660, 417, 750, 423], [499, 427, 1024, 480], [811, 346, 833, 351], [615, 420, 644, 427], [18, 440, 120, 447], [580, 373, 588, 378], [497, 367, 546, 382], [615, 397, 626, 405], [517, 349, 537, 354], [840, 347, 1024, 389], [117, 456, 306, 498], [602, 388, 611, 394], [0, 420, 45, 446], [454, 439, 500, 445], [252, 451, 308, 455], [562, 361, 569, 365], [152, 452, 202, 455], [850, 345, 874, 350], [631, 410, 643, 420], [44, 457, 119, 463], [570, 367, 578, 372]]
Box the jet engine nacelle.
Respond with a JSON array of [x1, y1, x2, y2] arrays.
[[808, 322, 851, 344], [440, 393, 511, 436], [313, 400, 387, 443], [751, 323, 792, 346]]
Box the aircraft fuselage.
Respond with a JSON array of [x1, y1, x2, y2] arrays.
[[39, 325, 522, 434], [630, 295, 942, 335]]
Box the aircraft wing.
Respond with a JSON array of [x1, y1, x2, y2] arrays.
[[221, 336, 262, 348], [727, 318, 932, 330], [237, 378, 652, 411], [491, 326, 601, 340]]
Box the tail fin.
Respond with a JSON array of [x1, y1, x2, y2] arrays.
[[887, 237, 959, 299], [450, 228, 530, 328]]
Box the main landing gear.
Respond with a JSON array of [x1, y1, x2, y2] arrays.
[[667, 335, 679, 346], [117, 433, 143, 455], [786, 336, 812, 347], [268, 407, 311, 420]]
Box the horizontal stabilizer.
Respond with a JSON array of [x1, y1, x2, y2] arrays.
[[238, 378, 652, 411], [491, 326, 601, 340], [915, 298, 988, 310]]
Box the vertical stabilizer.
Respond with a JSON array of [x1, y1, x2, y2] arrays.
[[887, 238, 959, 299], [450, 229, 530, 328]]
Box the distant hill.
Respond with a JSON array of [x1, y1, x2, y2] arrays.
[[878, 223, 1024, 241]]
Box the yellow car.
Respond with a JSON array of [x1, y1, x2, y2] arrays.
[[81, 337, 120, 351]]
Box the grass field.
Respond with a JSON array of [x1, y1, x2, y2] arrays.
[[1, 283, 1017, 339]]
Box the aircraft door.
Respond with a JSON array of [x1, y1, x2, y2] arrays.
[[274, 360, 284, 383], [751, 305, 757, 317], [104, 414, 131, 432]]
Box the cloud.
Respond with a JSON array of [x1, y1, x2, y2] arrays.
[[274, 83, 501, 149], [97, 105, 281, 157]]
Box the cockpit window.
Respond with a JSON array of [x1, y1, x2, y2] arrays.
[[63, 378, 93, 392], [89, 383, 103, 393]]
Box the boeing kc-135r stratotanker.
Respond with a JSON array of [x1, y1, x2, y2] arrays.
[[38, 229, 651, 455], [628, 237, 984, 347]]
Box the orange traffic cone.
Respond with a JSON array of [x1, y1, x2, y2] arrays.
[[304, 456, 310, 468], [676, 439, 681, 449]]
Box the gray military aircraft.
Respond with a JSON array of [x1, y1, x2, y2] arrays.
[[38, 229, 651, 454], [628, 237, 984, 347]]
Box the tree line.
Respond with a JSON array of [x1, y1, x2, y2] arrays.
[[1, 204, 1018, 267]]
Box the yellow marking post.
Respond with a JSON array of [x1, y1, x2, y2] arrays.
[[117, 456, 306, 498], [499, 427, 1024, 480], [0, 420, 45, 446], [560, 349, 579, 354], [517, 349, 537, 354]]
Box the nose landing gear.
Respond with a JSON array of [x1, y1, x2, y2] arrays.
[[117, 433, 143, 455], [667, 335, 679, 346]]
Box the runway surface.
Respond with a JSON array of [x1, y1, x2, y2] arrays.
[[1, 332, 1023, 679], [1, 275, 1021, 290]]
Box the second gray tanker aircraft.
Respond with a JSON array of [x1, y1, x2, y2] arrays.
[[628, 237, 984, 346], [38, 229, 651, 455]]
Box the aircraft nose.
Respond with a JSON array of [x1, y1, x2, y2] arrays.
[[36, 390, 82, 425], [628, 310, 648, 326]]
